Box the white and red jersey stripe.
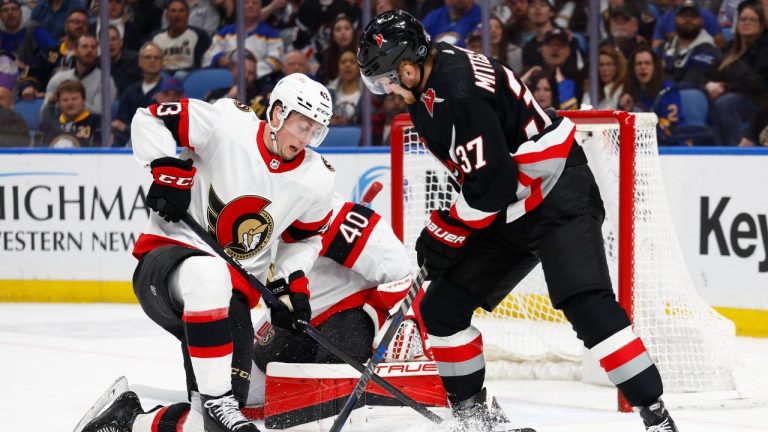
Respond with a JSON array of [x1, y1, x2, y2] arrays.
[[131, 98, 335, 297]]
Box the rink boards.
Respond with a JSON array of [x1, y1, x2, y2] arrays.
[[0, 147, 766, 336]]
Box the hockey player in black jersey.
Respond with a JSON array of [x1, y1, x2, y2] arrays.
[[358, 10, 678, 432]]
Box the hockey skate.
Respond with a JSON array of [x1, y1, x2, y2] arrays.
[[81, 391, 142, 432], [640, 399, 679, 432], [451, 388, 536, 432], [202, 392, 261, 432]]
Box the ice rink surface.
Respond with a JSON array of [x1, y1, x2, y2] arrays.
[[2, 303, 767, 432]]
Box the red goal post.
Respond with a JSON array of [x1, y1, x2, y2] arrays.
[[390, 110, 737, 412]]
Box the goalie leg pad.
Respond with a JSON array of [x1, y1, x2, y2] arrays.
[[560, 290, 663, 406], [315, 307, 375, 364], [254, 323, 318, 372]]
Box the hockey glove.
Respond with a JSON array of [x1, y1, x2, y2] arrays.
[[415, 209, 471, 280], [146, 157, 196, 222], [266, 271, 311, 331]]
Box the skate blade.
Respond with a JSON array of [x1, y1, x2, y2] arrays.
[[72, 376, 129, 432]]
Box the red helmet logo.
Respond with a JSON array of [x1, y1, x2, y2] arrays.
[[374, 33, 386, 48]]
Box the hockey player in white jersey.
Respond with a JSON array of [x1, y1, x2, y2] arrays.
[[79, 196, 430, 432], [247, 195, 425, 408], [81, 74, 337, 432]]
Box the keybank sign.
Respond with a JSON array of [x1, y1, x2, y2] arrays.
[[700, 196, 768, 273]]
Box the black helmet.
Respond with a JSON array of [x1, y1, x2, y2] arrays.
[[357, 9, 432, 94]]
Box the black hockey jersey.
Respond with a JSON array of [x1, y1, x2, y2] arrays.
[[408, 42, 578, 229]]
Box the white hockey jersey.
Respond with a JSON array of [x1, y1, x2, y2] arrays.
[[131, 98, 336, 308], [304, 196, 415, 327]]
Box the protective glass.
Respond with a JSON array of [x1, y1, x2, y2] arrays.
[[361, 69, 401, 95], [282, 112, 329, 147]]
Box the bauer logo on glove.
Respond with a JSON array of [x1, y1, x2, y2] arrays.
[[416, 209, 472, 279]]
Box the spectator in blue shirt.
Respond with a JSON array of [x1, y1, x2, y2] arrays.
[[31, 0, 86, 40], [652, 0, 725, 49], [0, 0, 56, 69], [659, 0, 722, 86], [422, 0, 482, 47]]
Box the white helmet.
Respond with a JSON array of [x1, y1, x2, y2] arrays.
[[267, 73, 333, 146]]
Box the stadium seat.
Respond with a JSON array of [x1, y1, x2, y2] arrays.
[[325, 126, 361, 147], [13, 98, 43, 131], [653, 85, 716, 146], [182, 68, 233, 99]]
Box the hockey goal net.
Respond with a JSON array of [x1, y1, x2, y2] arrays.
[[390, 111, 736, 410]]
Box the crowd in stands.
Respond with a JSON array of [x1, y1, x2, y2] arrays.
[[0, 0, 766, 147]]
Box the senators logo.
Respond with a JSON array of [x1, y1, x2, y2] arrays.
[[207, 186, 274, 260]]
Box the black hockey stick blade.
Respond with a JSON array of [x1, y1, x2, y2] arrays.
[[329, 266, 435, 432], [180, 214, 442, 424], [72, 376, 129, 432]]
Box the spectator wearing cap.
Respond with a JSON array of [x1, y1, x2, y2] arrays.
[[601, 0, 655, 42], [30, 0, 86, 40], [706, 0, 768, 146], [522, 0, 582, 70], [92, 0, 144, 52], [42, 34, 118, 117], [153, 76, 185, 104], [660, 0, 722, 86], [0, 0, 56, 70], [421, 0, 481, 47], [26, 8, 89, 87], [539, 28, 585, 109], [0, 85, 30, 147], [113, 41, 163, 146], [14, 76, 44, 99], [203, 0, 283, 79], [38, 79, 102, 147], [150, 0, 211, 72], [652, 0, 725, 49], [602, 3, 649, 59], [108, 25, 141, 97]]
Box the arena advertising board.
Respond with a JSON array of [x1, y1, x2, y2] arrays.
[[659, 151, 768, 311], [0, 150, 392, 283], [1, 149, 766, 319]]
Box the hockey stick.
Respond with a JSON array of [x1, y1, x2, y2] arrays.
[[329, 265, 431, 432], [359, 180, 383, 207], [72, 376, 129, 432], [180, 214, 443, 424]]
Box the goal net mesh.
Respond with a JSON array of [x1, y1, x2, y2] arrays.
[[392, 112, 735, 395]]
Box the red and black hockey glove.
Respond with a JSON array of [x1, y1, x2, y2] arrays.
[[266, 270, 312, 331], [415, 209, 472, 280], [146, 157, 196, 222]]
